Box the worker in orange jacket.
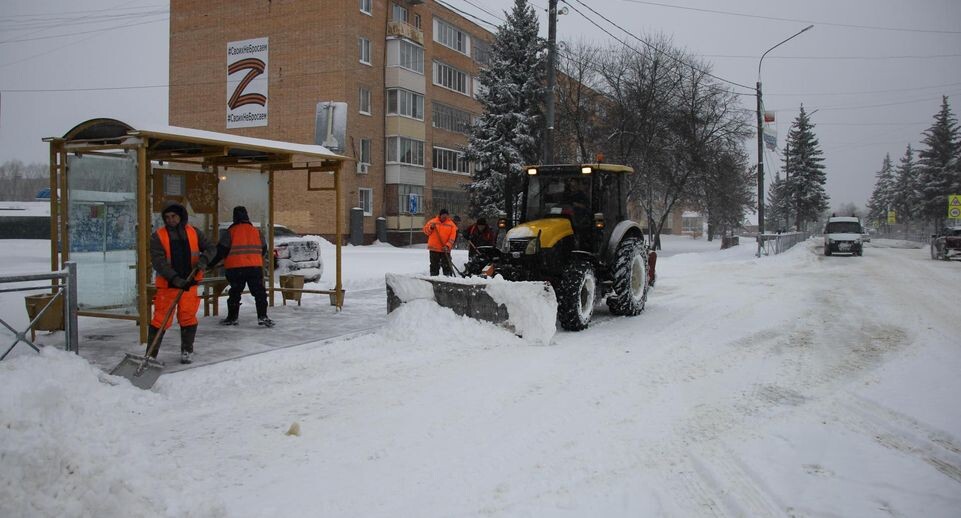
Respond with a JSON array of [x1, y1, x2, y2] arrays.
[[423, 208, 459, 276], [149, 202, 215, 364], [212, 206, 273, 327]]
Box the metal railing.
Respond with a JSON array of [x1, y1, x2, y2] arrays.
[[0, 262, 78, 360], [757, 232, 810, 256]]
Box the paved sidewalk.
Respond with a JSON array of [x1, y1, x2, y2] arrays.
[[30, 287, 388, 373]]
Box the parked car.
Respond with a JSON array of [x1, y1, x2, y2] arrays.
[[272, 224, 323, 282], [823, 216, 864, 256], [219, 223, 323, 281], [930, 226, 961, 261]]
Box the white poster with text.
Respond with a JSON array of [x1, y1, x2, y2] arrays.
[[226, 37, 269, 128]]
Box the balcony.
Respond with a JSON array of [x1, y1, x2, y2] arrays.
[[387, 21, 424, 45]]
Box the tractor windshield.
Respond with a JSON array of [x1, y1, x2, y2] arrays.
[[525, 175, 592, 222]]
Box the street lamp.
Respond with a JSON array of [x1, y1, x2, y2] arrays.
[[756, 24, 813, 243]]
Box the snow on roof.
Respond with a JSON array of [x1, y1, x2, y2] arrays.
[[131, 124, 349, 161]]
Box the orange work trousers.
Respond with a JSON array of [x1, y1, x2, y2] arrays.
[[151, 287, 201, 329]]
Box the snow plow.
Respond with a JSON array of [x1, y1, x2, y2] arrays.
[[387, 163, 652, 335]]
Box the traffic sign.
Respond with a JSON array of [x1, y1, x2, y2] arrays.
[[949, 195, 961, 219], [887, 210, 896, 224]]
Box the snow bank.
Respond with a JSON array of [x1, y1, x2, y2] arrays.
[[0, 348, 227, 518]]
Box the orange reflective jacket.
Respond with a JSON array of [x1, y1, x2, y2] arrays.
[[224, 223, 265, 269], [155, 225, 204, 288], [423, 216, 458, 252]]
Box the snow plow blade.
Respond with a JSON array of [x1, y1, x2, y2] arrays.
[[386, 273, 557, 344]]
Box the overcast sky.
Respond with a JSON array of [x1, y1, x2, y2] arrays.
[[1, 0, 959, 208]]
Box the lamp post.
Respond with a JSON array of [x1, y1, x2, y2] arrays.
[[757, 25, 813, 244]]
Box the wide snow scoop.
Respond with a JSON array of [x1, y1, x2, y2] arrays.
[[110, 266, 200, 389], [386, 273, 558, 344]]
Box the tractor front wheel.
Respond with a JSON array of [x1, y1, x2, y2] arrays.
[[556, 260, 597, 331], [607, 237, 648, 316]]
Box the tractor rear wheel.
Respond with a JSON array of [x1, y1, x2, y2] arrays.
[[556, 259, 596, 331], [607, 237, 648, 316]]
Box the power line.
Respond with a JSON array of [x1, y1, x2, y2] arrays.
[[766, 81, 961, 97], [0, 16, 167, 44], [435, 0, 499, 30], [565, 0, 755, 92], [620, 0, 961, 35], [702, 53, 961, 61]]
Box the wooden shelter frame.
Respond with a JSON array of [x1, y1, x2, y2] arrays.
[[44, 118, 347, 343]]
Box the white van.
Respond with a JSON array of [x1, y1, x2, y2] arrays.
[[823, 216, 864, 256]]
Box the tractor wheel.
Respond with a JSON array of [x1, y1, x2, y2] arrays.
[[556, 259, 597, 331], [607, 237, 648, 316]]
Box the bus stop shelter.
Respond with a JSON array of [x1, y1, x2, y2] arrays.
[[44, 118, 348, 343]]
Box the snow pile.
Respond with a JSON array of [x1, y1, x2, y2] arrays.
[[0, 348, 226, 518], [484, 277, 557, 345], [385, 273, 557, 344]]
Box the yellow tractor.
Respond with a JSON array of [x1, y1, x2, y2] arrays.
[[386, 163, 651, 337], [485, 163, 651, 330]]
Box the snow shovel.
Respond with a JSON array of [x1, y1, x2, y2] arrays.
[[110, 266, 200, 389], [444, 251, 466, 278]]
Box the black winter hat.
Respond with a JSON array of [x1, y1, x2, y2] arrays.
[[476, 217, 487, 226], [161, 201, 187, 224], [233, 206, 250, 223], [439, 208, 449, 215]]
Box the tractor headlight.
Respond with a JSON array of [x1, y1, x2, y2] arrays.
[[525, 238, 540, 255]]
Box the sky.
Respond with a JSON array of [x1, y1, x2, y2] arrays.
[[1, 0, 960, 208], [2, 234, 961, 516]]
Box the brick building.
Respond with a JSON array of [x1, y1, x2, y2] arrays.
[[169, 0, 492, 244]]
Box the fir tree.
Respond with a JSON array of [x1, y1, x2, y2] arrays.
[[782, 105, 829, 229], [766, 172, 791, 232], [916, 96, 959, 226], [892, 145, 918, 223], [866, 154, 895, 226], [465, 0, 545, 222]]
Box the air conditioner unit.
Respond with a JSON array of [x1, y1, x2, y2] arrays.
[[356, 163, 369, 174]]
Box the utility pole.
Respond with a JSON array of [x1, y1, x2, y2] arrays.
[[756, 25, 813, 251], [544, 0, 558, 164], [756, 81, 765, 237]]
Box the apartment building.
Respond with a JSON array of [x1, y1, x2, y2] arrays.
[[169, 0, 492, 244]]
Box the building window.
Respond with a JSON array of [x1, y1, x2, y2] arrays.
[[434, 18, 469, 54], [392, 2, 408, 23], [431, 188, 469, 218], [431, 102, 472, 134], [387, 88, 424, 120], [386, 136, 425, 166], [386, 39, 424, 74], [359, 0, 372, 15], [359, 188, 373, 216], [432, 147, 469, 174], [472, 38, 490, 66], [396, 184, 424, 215], [414, 14, 422, 29], [359, 87, 371, 115], [359, 138, 371, 169], [433, 61, 468, 95], [359, 37, 371, 65]]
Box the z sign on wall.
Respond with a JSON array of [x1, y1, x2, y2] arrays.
[[226, 37, 268, 128]]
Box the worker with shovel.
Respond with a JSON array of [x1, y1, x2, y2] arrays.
[[423, 208, 458, 276], [148, 202, 216, 364]]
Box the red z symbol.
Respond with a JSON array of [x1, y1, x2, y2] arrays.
[[227, 58, 267, 109]]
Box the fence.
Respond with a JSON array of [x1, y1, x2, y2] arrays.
[[0, 262, 78, 360], [757, 232, 810, 256]]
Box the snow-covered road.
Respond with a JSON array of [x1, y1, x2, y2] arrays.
[[2, 238, 959, 517]]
